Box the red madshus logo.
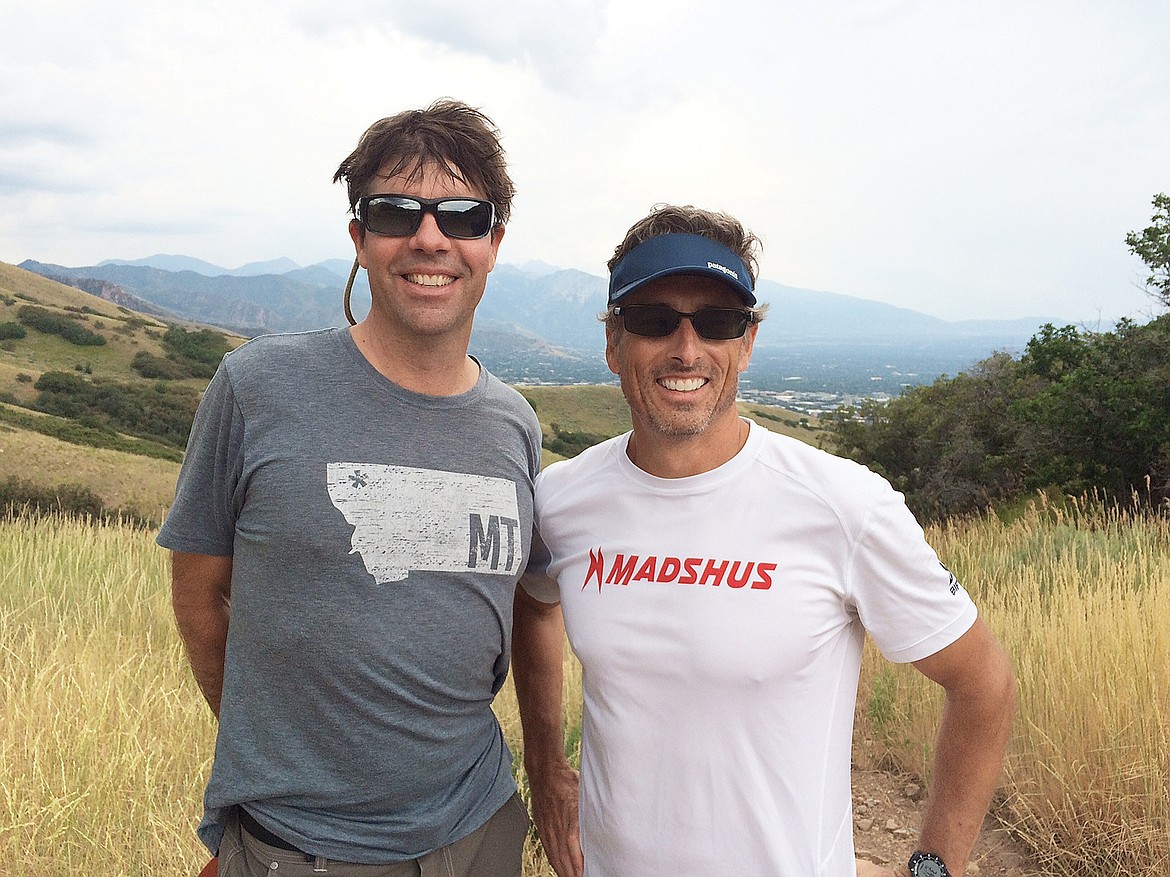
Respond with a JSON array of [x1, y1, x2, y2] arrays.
[[583, 548, 775, 592]]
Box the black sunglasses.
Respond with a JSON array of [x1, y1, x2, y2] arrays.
[[356, 194, 497, 240], [614, 304, 756, 340]]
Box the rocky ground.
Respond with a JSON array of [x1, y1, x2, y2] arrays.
[[851, 766, 1040, 876]]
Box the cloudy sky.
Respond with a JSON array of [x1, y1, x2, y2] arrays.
[[2, 0, 1167, 322]]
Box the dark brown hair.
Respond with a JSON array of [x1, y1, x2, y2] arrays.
[[333, 99, 514, 225]]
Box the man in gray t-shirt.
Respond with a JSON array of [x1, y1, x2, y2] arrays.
[[158, 100, 540, 877]]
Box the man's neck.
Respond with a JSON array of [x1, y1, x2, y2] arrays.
[[626, 416, 749, 479], [349, 321, 480, 397]]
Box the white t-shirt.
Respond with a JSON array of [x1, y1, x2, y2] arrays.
[[522, 419, 977, 877]]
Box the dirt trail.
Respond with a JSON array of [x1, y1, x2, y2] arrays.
[[851, 766, 1039, 876]]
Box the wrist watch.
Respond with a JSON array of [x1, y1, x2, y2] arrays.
[[908, 851, 951, 877]]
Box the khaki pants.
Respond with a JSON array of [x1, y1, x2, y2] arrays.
[[217, 794, 529, 877]]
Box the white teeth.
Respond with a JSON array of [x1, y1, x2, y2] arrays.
[[406, 273, 454, 287], [660, 377, 707, 392]]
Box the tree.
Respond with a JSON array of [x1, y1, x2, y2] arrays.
[[1126, 193, 1170, 307], [828, 315, 1170, 518]]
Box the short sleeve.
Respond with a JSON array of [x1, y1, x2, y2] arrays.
[[519, 522, 561, 604], [848, 478, 977, 663], [156, 362, 246, 556]]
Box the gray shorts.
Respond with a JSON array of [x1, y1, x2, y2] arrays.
[[216, 794, 530, 877]]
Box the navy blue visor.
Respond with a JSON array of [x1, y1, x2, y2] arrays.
[[608, 233, 755, 306]]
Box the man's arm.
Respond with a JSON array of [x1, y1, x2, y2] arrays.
[[856, 618, 1015, 877], [910, 617, 1016, 875], [511, 582, 583, 877], [171, 551, 233, 719]]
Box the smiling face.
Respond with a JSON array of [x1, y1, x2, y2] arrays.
[[606, 274, 757, 464], [348, 161, 504, 348]]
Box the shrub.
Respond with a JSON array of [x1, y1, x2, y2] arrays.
[[17, 305, 107, 347], [31, 370, 201, 448], [0, 321, 26, 340], [161, 326, 230, 378], [131, 352, 187, 380], [544, 423, 609, 458], [0, 476, 105, 520], [0, 403, 182, 462]]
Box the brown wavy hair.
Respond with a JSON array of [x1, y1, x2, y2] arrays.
[[333, 99, 514, 226]]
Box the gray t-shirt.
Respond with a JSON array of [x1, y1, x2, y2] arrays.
[[157, 327, 541, 863]]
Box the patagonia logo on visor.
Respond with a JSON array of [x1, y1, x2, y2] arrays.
[[707, 261, 738, 280]]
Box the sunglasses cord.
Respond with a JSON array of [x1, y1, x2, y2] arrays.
[[343, 256, 360, 326]]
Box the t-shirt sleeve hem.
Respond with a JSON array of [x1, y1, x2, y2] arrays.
[[881, 603, 978, 664], [519, 570, 561, 604], [155, 527, 234, 557]]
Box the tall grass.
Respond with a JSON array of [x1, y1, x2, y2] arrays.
[[0, 514, 214, 874], [856, 495, 1170, 875], [4, 502, 1166, 874]]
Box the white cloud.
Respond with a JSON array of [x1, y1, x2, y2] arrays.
[[0, 0, 1166, 321]]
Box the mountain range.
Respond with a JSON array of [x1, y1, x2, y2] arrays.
[[18, 255, 1067, 406]]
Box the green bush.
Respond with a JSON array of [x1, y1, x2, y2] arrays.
[[0, 321, 26, 340], [32, 370, 200, 448], [544, 422, 609, 459], [131, 352, 188, 380], [829, 315, 1170, 519], [129, 326, 230, 380], [0, 404, 182, 462], [17, 305, 107, 347]]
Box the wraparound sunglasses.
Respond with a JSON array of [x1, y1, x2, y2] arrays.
[[356, 194, 497, 240], [613, 304, 756, 340]]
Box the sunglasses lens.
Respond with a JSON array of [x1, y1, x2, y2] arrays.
[[620, 305, 750, 340], [692, 309, 751, 340], [620, 305, 680, 337], [363, 198, 421, 236], [361, 197, 495, 239], [435, 200, 495, 239]]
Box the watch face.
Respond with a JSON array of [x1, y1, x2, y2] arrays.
[[909, 852, 950, 877]]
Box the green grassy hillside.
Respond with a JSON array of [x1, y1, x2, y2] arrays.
[[0, 263, 244, 522], [0, 262, 241, 399], [0, 421, 180, 521]]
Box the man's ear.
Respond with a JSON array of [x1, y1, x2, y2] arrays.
[[604, 323, 623, 377], [348, 219, 367, 269], [737, 322, 758, 374]]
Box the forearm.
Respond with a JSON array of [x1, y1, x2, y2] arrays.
[[512, 582, 584, 877], [916, 628, 1016, 874], [511, 583, 571, 774], [171, 552, 233, 719]]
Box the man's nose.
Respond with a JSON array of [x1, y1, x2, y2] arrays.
[[667, 315, 704, 363], [410, 211, 451, 250]]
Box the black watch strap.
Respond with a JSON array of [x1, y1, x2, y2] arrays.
[[908, 851, 951, 877]]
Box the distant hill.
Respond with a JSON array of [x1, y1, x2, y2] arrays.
[[98, 254, 302, 277], [16, 254, 1082, 409], [20, 254, 1059, 346]]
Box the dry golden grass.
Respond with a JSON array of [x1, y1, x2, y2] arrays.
[[0, 514, 215, 875], [856, 495, 1170, 876], [4, 499, 1166, 875], [0, 424, 180, 523]]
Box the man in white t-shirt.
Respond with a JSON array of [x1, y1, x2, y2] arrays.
[[511, 205, 1016, 877]]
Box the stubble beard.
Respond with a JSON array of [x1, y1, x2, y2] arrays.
[[625, 370, 740, 438]]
